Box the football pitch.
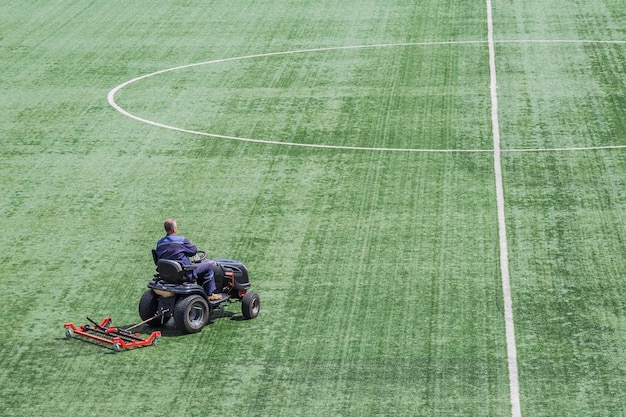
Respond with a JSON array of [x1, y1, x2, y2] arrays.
[[0, 1, 624, 416]]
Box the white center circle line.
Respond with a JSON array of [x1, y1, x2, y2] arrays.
[[107, 40, 626, 153]]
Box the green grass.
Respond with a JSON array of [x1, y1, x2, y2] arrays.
[[0, 1, 624, 416], [505, 151, 625, 415]]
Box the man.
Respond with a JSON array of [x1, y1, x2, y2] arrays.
[[155, 219, 221, 301]]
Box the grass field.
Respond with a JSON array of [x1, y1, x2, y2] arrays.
[[0, 1, 624, 416]]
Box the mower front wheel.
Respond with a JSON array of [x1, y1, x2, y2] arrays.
[[174, 295, 210, 334], [241, 292, 260, 319]]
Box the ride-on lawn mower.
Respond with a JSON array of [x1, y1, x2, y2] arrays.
[[138, 250, 260, 334]]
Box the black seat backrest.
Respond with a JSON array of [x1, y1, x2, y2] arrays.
[[156, 259, 187, 284]]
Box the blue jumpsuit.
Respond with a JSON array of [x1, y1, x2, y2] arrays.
[[155, 234, 216, 294]]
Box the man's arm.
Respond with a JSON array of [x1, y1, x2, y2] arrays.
[[181, 238, 198, 256]]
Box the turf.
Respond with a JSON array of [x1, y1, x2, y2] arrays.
[[0, 1, 624, 416]]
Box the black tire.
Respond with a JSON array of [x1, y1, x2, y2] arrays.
[[138, 290, 170, 326], [241, 292, 260, 319], [174, 295, 210, 334]]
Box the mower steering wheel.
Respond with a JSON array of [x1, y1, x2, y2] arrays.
[[193, 250, 207, 263]]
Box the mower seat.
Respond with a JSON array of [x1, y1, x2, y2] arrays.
[[156, 259, 196, 285]]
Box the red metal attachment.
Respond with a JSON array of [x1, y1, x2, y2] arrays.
[[64, 317, 161, 353]]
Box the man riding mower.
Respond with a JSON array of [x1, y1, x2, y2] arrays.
[[139, 250, 260, 333]]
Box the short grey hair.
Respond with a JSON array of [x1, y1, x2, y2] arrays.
[[164, 219, 177, 234]]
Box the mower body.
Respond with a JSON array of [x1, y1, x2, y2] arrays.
[[139, 257, 260, 334]]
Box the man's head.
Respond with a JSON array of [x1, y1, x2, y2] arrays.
[[164, 219, 178, 235]]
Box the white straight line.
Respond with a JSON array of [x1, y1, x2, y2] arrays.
[[486, 1, 522, 417]]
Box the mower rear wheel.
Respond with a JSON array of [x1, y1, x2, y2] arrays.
[[139, 290, 170, 326], [241, 292, 260, 319], [174, 295, 210, 334]]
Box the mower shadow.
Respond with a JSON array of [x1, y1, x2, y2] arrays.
[[119, 308, 245, 338]]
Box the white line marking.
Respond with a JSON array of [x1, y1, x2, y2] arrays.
[[499, 39, 626, 45], [107, 41, 487, 153], [107, 40, 625, 153], [486, 1, 522, 417], [506, 145, 626, 152]]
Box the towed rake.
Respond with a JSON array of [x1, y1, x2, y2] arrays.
[[64, 316, 161, 353]]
